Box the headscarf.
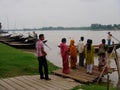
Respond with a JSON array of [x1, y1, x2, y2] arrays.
[[69, 39, 77, 57]]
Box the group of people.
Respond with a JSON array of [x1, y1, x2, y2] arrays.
[[59, 37, 95, 75], [59, 32, 112, 75], [35, 32, 112, 80]]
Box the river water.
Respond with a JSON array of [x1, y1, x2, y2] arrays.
[[7, 30, 120, 87]]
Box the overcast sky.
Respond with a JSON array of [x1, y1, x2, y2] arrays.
[[0, 0, 120, 29]]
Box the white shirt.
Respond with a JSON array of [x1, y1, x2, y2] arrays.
[[77, 41, 84, 53]]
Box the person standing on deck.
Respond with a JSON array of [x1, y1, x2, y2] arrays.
[[59, 38, 70, 74], [85, 39, 95, 75], [36, 34, 51, 80], [33, 31, 38, 39], [77, 37, 85, 67], [69, 39, 77, 69], [98, 39, 109, 72], [107, 32, 112, 46]]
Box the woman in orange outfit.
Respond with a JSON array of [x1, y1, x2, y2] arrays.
[[69, 39, 77, 69]]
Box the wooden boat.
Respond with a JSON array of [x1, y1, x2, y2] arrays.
[[0, 30, 8, 34], [94, 43, 120, 53], [0, 35, 48, 49], [0, 35, 35, 49], [8, 42, 35, 49], [0, 34, 11, 38], [8, 40, 48, 49], [6, 40, 48, 49], [24, 37, 37, 43], [8, 35, 23, 41]]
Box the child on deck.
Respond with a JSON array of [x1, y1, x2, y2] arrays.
[[85, 39, 95, 75]]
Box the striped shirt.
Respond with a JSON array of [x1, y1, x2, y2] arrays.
[[36, 40, 44, 57]]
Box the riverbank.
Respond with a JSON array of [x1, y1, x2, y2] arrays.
[[0, 42, 117, 90], [0, 43, 59, 78]]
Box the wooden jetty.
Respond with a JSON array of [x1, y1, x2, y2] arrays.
[[54, 44, 120, 84], [0, 75, 80, 90], [53, 65, 115, 84]]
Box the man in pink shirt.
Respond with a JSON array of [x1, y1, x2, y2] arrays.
[[36, 34, 51, 80]]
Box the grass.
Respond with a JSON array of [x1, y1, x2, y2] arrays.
[[0, 43, 59, 78], [71, 84, 116, 90]]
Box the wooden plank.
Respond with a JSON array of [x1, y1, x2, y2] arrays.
[[53, 69, 89, 83], [41, 77, 75, 89], [69, 70, 96, 82], [51, 77, 80, 89], [32, 75, 80, 90], [50, 75, 80, 86], [53, 65, 115, 84], [14, 76, 41, 90], [28, 75, 68, 90], [23, 75, 70, 90], [54, 68, 94, 80], [2, 79, 26, 90], [0, 79, 16, 90], [10, 77, 37, 90], [0, 75, 80, 90], [22, 76, 56, 90], [0, 85, 6, 90], [29, 76, 55, 90]]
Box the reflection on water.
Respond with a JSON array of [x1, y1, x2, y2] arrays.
[[7, 30, 120, 87]]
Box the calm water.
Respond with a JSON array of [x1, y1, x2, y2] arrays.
[[8, 30, 120, 87]]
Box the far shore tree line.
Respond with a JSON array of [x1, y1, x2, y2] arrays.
[[1, 23, 120, 31], [23, 24, 120, 31], [90, 24, 120, 30]]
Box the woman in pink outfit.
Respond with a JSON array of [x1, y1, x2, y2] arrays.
[[59, 38, 70, 74]]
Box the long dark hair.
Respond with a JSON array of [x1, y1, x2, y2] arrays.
[[102, 39, 107, 51], [87, 39, 92, 51], [61, 38, 66, 43]]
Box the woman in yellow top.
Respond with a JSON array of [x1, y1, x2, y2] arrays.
[[85, 39, 95, 75], [69, 39, 77, 69]]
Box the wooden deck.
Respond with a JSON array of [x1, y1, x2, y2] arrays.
[[0, 75, 80, 90], [53, 66, 115, 84]]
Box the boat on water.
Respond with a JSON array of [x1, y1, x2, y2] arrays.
[[0, 34, 48, 49], [0, 30, 8, 34], [93, 43, 120, 53], [0, 34, 35, 49]]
